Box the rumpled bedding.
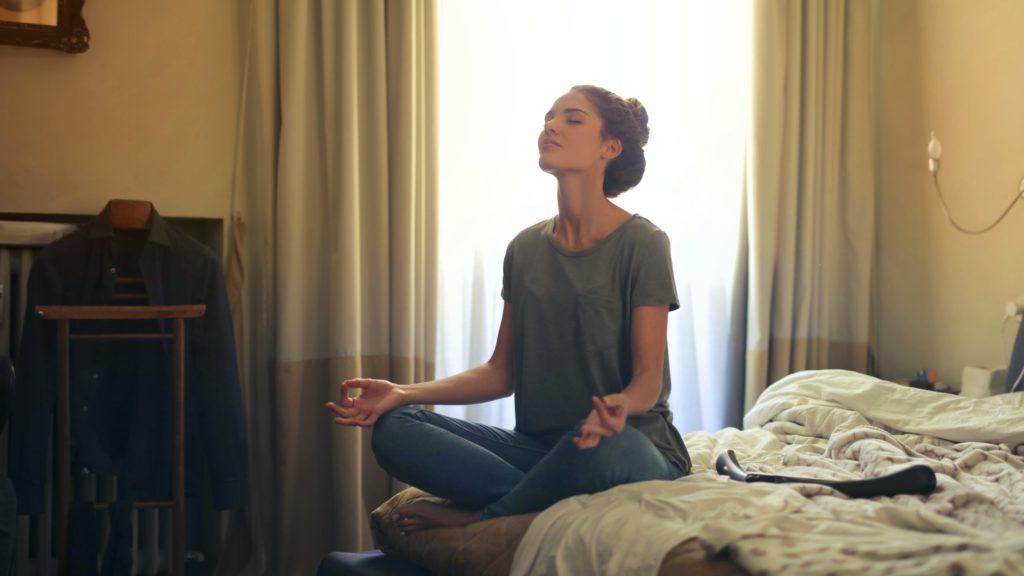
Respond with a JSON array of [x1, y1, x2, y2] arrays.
[[510, 370, 1024, 576]]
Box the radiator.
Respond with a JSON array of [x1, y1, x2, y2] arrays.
[[1, 222, 176, 575]]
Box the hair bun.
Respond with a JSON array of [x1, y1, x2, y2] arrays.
[[625, 97, 650, 147], [568, 84, 649, 197]]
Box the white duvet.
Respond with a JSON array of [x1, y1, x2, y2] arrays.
[[510, 370, 1024, 576]]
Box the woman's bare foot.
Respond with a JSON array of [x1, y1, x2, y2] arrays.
[[392, 501, 482, 533]]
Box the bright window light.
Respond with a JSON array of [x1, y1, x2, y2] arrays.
[[437, 0, 752, 433]]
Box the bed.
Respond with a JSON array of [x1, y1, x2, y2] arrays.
[[366, 369, 1024, 575]]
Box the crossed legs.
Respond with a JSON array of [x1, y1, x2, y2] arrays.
[[371, 406, 680, 530]]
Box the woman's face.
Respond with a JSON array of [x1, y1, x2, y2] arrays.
[[538, 90, 618, 175]]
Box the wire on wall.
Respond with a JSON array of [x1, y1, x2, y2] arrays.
[[927, 131, 1024, 235]]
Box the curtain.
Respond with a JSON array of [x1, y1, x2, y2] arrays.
[[227, 1, 437, 574], [744, 0, 877, 411]]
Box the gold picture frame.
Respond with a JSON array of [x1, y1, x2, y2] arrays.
[[0, 0, 88, 53]]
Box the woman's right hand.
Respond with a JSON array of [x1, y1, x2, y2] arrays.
[[325, 378, 406, 427]]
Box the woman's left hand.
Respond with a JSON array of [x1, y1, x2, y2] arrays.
[[573, 393, 629, 450]]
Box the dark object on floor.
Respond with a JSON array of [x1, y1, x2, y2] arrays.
[[715, 449, 937, 498], [316, 550, 433, 576]]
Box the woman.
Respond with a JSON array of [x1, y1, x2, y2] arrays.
[[326, 85, 690, 532]]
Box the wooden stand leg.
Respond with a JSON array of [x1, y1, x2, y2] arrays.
[[173, 318, 185, 576]]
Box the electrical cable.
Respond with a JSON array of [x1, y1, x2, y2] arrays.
[[1010, 363, 1024, 394], [1010, 310, 1024, 393], [1009, 308, 1024, 393], [931, 172, 1024, 235], [1003, 315, 1015, 366]]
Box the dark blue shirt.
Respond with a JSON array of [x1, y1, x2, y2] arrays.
[[10, 205, 249, 513]]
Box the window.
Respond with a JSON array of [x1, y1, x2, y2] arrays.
[[436, 0, 752, 433]]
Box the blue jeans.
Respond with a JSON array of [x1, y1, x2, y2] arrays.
[[371, 406, 684, 519]]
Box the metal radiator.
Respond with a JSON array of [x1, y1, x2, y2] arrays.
[[2, 222, 174, 575], [2, 224, 68, 576], [2, 242, 46, 575]]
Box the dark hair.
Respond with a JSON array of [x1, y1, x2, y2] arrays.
[[571, 85, 650, 198]]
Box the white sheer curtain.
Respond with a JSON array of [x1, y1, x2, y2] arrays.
[[435, 0, 751, 434]]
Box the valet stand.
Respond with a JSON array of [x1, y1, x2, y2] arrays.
[[36, 303, 206, 576]]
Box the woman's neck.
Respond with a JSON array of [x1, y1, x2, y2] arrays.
[[553, 175, 630, 251]]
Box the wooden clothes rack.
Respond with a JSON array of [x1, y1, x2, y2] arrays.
[[36, 304, 206, 576]]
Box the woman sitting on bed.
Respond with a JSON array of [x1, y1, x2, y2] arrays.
[[326, 85, 691, 532]]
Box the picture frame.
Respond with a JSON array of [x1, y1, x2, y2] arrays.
[[0, 0, 88, 53]]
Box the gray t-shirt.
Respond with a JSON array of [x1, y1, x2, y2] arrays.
[[501, 214, 691, 474]]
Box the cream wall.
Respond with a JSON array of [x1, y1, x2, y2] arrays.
[[0, 1, 243, 220], [876, 0, 1024, 387]]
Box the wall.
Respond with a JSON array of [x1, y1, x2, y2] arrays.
[[876, 0, 1024, 387], [0, 1, 244, 221]]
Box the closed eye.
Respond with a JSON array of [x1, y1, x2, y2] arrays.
[[565, 112, 586, 125]]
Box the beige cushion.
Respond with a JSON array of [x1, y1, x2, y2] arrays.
[[370, 488, 537, 576]]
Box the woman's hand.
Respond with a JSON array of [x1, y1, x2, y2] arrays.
[[573, 393, 629, 450], [325, 378, 406, 427]]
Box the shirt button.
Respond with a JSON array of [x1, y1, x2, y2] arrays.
[[110, 267, 118, 275], [82, 406, 89, 413], [91, 373, 99, 380]]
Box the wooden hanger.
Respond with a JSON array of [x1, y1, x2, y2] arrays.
[[107, 199, 153, 230]]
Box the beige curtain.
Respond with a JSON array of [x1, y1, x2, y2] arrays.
[[226, 1, 437, 573], [744, 0, 876, 412]]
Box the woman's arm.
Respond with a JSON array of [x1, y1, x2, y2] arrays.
[[327, 302, 515, 427], [621, 303, 669, 414], [574, 304, 668, 448]]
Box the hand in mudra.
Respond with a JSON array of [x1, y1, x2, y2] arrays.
[[325, 378, 405, 427], [573, 393, 629, 450]]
